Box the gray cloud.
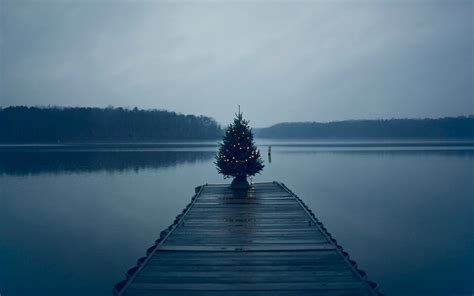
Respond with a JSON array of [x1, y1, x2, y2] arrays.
[[1, 0, 472, 127]]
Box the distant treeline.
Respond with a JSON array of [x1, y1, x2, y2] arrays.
[[255, 116, 474, 139], [0, 106, 222, 143]]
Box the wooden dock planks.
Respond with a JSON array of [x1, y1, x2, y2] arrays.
[[115, 182, 381, 296]]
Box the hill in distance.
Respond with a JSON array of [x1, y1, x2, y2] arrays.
[[255, 116, 474, 140]]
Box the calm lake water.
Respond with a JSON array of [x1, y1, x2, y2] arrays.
[[0, 141, 472, 296]]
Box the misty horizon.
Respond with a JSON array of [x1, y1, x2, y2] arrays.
[[1, 104, 472, 128], [1, 0, 472, 127]]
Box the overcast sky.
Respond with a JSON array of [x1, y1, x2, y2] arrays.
[[1, 0, 472, 127]]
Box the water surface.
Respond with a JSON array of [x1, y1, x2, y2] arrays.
[[0, 141, 472, 296]]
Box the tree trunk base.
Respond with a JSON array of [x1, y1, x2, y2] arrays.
[[230, 177, 250, 190]]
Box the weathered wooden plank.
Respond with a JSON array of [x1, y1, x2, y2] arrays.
[[168, 234, 326, 240], [164, 236, 328, 242], [126, 282, 369, 291], [147, 257, 348, 266], [168, 234, 327, 239], [156, 244, 336, 251], [137, 270, 355, 277], [181, 216, 313, 221], [147, 250, 342, 258], [123, 290, 371, 296], [175, 224, 318, 229], [171, 231, 323, 236], [133, 274, 360, 284], [192, 204, 299, 208], [141, 266, 354, 273], [147, 252, 345, 261], [187, 210, 307, 214]]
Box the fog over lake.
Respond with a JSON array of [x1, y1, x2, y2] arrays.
[[0, 140, 472, 296]]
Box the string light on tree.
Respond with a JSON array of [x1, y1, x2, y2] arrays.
[[215, 107, 264, 189]]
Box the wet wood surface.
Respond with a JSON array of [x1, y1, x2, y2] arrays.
[[117, 182, 379, 296]]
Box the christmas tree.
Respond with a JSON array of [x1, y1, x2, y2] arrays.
[[215, 111, 264, 187]]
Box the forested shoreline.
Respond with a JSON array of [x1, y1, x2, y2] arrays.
[[1, 107, 472, 143], [0, 106, 222, 143], [255, 116, 474, 139]]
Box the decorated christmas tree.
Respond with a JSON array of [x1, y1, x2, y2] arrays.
[[215, 110, 264, 188]]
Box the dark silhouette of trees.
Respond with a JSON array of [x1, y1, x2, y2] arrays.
[[2, 107, 471, 142], [255, 116, 474, 139], [0, 106, 222, 143]]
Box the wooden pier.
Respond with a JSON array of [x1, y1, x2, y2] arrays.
[[115, 182, 381, 296]]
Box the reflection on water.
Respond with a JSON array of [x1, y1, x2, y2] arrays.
[[0, 142, 472, 296], [0, 151, 214, 175]]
